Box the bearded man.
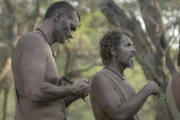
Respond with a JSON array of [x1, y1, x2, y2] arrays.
[[90, 30, 159, 120]]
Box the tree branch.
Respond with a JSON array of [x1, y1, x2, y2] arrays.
[[26, 0, 40, 30], [0, 58, 11, 84], [66, 61, 101, 79]]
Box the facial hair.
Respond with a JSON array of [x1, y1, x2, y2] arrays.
[[116, 51, 134, 70], [127, 58, 134, 70], [54, 20, 69, 43]]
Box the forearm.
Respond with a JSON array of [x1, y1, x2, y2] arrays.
[[114, 87, 150, 120], [27, 82, 73, 103], [64, 94, 83, 107]]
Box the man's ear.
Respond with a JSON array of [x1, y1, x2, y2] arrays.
[[110, 48, 116, 57], [54, 11, 61, 23]]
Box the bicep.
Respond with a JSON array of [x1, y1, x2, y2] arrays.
[[91, 73, 122, 116], [20, 58, 45, 92], [19, 43, 46, 96]]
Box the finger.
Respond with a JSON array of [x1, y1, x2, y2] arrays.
[[82, 89, 89, 94], [85, 80, 90, 84], [82, 79, 89, 83], [84, 92, 89, 97], [82, 82, 89, 88], [82, 97, 87, 102], [85, 87, 90, 92], [75, 89, 86, 95]]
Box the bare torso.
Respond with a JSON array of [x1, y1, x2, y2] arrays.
[[90, 68, 138, 120], [12, 31, 66, 120]]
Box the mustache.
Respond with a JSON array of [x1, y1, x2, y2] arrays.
[[128, 59, 134, 70], [58, 30, 73, 40], [130, 52, 134, 58], [63, 34, 73, 40], [67, 33, 73, 39], [117, 56, 134, 70]]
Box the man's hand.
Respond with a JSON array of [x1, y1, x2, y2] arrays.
[[69, 79, 90, 95], [64, 79, 90, 107], [145, 81, 159, 95]]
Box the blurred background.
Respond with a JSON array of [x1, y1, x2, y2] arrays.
[[0, 0, 180, 120]]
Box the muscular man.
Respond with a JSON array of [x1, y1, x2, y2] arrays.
[[166, 42, 180, 120], [12, 1, 90, 120], [90, 30, 159, 120]]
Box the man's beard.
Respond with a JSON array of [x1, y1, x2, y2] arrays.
[[126, 58, 134, 70], [117, 55, 134, 70], [55, 22, 69, 43]]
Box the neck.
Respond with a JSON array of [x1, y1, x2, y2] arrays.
[[37, 20, 55, 45], [106, 59, 125, 76]]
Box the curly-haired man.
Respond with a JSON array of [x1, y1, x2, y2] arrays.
[[90, 30, 159, 120]]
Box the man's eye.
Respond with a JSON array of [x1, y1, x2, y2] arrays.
[[125, 43, 131, 47]]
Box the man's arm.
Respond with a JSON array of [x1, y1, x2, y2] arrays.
[[64, 94, 83, 107], [64, 90, 89, 107], [90, 73, 158, 120], [16, 34, 88, 103], [16, 34, 73, 103]]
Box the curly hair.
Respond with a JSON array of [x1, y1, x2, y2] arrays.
[[99, 30, 131, 65]]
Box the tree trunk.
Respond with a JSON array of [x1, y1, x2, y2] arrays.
[[2, 86, 9, 120]]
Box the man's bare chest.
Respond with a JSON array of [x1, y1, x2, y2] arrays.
[[112, 79, 135, 102], [45, 53, 59, 83]]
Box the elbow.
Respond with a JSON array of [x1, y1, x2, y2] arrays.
[[113, 114, 129, 120], [30, 93, 41, 103], [25, 88, 44, 103], [113, 109, 131, 120], [30, 93, 43, 103], [105, 106, 128, 120], [117, 114, 130, 120], [113, 112, 127, 120]]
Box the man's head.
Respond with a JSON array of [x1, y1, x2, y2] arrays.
[[99, 30, 135, 70], [44, 1, 80, 44]]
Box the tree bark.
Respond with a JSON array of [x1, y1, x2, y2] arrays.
[[2, 79, 10, 120], [0, 1, 15, 120], [27, 0, 40, 30]]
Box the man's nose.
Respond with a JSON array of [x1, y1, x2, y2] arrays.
[[131, 47, 136, 53], [68, 32, 74, 39]]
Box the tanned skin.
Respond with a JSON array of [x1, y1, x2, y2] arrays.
[[12, 2, 89, 120], [90, 33, 159, 120]]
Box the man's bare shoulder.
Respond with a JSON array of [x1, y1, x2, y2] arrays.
[[92, 70, 106, 81], [91, 69, 112, 87], [90, 69, 114, 99], [16, 31, 47, 51]]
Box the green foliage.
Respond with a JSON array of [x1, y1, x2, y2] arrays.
[[67, 96, 94, 120]]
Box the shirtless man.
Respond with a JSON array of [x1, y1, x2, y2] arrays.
[[12, 1, 90, 120], [166, 41, 180, 120], [90, 30, 159, 120]]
